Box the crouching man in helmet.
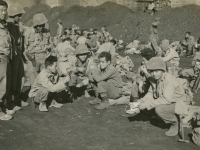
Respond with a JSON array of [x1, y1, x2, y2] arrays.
[[24, 13, 50, 87], [130, 57, 186, 136]]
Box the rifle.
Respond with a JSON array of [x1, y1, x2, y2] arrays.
[[192, 72, 200, 93]]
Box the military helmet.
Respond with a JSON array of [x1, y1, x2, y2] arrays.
[[8, 4, 25, 17], [147, 57, 166, 71], [33, 13, 48, 26], [76, 44, 90, 55]]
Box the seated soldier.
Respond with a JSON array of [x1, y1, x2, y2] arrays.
[[160, 39, 180, 77], [193, 37, 200, 56], [86, 32, 97, 51], [96, 39, 117, 64], [28, 56, 70, 112], [180, 32, 195, 57], [126, 48, 155, 114], [68, 44, 98, 99], [100, 27, 111, 43], [130, 57, 186, 136], [56, 36, 75, 55], [180, 53, 200, 91], [89, 52, 123, 110]]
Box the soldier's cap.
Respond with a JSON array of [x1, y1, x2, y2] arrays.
[[155, 17, 160, 21], [160, 39, 170, 51], [76, 44, 90, 55], [147, 57, 166, 72]]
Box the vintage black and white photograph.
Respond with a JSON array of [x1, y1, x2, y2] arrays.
[[0, 0, 200, 149]]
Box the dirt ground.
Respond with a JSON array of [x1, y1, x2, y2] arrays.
[[0, 55, 199, 150]]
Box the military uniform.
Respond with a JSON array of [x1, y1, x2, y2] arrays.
[[181, 35, 195, 57], [91, 64, 123, 99], [25, 27, 50, 86], [150, 18, 160, 54], [0, 21, 12, 105], [7, 21, 24, 105]]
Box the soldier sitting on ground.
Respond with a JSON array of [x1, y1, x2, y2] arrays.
[[179, 53, 200, 91], [67, 44, 98, 100], [180, 32, 195, 57]]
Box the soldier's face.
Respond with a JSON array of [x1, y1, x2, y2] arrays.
[[150, 70, 164, 80], [0, 6, 7, 21], [78, 54, 87, 62], [36, 24, 45, 32], [13, 14, 22, 23], [99, 57, 110, 70], [49, 62, 57, 74]]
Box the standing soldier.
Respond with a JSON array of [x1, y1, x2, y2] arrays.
[[0, 0, 13, 120], [7, 4, 29, 110], [25, 13, 51, 87], [56, 19, 64, 43], [150, 17, 160, 55]]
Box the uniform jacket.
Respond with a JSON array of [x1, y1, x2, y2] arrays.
[[29, 69, 67, 98], [24, 27, 50, 53], [74, 57, 96, 77], [7, 19, 22, 57], [140, 73, 186, 110], [91, 64, 123, 88], [0, 22, 12, 58]]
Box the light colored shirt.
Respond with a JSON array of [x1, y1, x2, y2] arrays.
[[77, 36, 87, 45], [140, 73, 186, 110], [29, 69, 67, 98], [0, 23, 11, 57], [96, 42, 115, 56]]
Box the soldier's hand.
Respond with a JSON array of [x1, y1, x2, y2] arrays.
[[138, 103, 146, 110], [89, 65, 95, 70], [64, 75, 70, 83], [140, 65, 147, 74], [77, 67, 86, 73]]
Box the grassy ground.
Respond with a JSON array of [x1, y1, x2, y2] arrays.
[[0, 55, 199, 150]]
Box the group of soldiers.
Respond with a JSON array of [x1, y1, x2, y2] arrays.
[[0, 1, 125, 120], [0, 0, 200, 145]]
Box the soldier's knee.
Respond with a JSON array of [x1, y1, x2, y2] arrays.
[[155, 105, 164, 116], [98, 81, 107, 88]]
